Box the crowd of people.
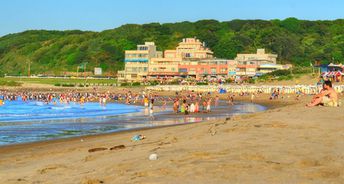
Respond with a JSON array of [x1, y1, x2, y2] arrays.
[[0, 79, 340, 116]]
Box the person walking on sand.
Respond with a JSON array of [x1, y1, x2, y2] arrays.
[[149, 98, 155, 119], [215, 95, 219, 107], [228, 94, 234, 105], [206, 98, 212, 112], [251, 93, 255, 103], [173, 99, 179, 113], [306, 81, 338, 107]]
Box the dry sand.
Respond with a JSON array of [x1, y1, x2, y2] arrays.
[[0, 94, 344, 184]]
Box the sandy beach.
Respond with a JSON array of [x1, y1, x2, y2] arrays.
[[0, 92, 343, 184]]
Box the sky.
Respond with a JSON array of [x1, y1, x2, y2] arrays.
[[0, 0, 343, 36]]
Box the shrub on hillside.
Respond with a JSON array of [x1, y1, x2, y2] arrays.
[[132, 82, 141, 86]]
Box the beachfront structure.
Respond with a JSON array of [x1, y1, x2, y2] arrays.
[[149, 38, 230, 80], [228, 60, 238, 76], [321, 63, 344, 82], [148, 57, 181, 80], [118, 39, 287, 81], [164, 38, 214, 59], [256, 64, 292, 76], [117, 42, 162, 81], [177, 59, 230, 79], [235, 49, 277, 65], [119, 38, 231, 81], [234, 49, 288, 77]]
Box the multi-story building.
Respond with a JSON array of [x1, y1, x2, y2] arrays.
[[178, 59, 229, 79], [235, 49, 277, 65], [118, 39, 287, 82], [148, 57, 181, 80], [235, 49, 279, 77], [256, 63, 292, 76], [228, 60, 238, 76], [118, 42, 162, 81], [147, 38, 229, 80], [236, 62, 259, 77], [164, 38, 213, 59]]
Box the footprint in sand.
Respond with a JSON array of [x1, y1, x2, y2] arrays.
[[304, 168, 341, 179], [298, 158, 321, 167], [84, 155, 97, 162], [81, 178, 104, 184], [37, 164, 68, 174], [88, 147, 108, 153]]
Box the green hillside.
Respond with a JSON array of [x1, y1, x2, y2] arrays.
[[0, 18, 344, 76]]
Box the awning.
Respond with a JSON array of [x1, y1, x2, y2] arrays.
[[322, 71, 344, 76]]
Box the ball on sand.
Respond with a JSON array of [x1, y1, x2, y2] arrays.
[[149, 153, 158, 160]]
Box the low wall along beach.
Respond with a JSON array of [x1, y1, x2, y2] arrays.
[[146, 84, 344, 95]]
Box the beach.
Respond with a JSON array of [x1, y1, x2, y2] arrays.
[[1, 93, 343, 184]]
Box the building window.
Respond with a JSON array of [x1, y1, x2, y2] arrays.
[[185, 53, 191, 58], [179, 68, 187, 73], [139, 46, 148, 51], [211, 68, 216, 74], [171, 68, 175, 71]]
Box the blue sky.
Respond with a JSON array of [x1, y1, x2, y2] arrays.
[[1, 0, 343, 36]]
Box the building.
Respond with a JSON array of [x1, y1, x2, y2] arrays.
[[118, 42, 162, 81], [147, 38, 230, 80], [178, 59, 229, 79], [228, 60, 238, 76], [235, 49, 284, 77], [235, 49, 277, 65], [236, 63, 258, 77], [164, 38, 213, 59], [256, 64, 292, 76], [118, 40, 287, 82], [148, 57, 181, 80]]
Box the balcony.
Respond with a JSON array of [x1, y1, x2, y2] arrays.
[[124, 58, 149, 62]]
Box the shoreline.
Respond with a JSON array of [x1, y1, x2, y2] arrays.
[[0, 99, 272, 148], [1, 94, 344, 183]]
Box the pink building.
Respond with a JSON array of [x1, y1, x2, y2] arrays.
[[178, 59, 229, 79]]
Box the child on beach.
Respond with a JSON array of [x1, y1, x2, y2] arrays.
[[215, 95, 219, 107], [173, 99, 179, 113], [206, 98, 212, 112], [144, 96, 149, 107], [194, 101, 199, 113], [202, 100, 207, 112], [180, 102, 185, 113], [190, 102, 195, 113], [185, 103, 189, 115], [149, 98, 154, 119]]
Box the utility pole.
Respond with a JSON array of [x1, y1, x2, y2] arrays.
[[27, 59, 31, 77], [84, 62, 87, 88]]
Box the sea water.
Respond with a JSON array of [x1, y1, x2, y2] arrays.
[[0, 100, 266, 146], [0, 100, 143, 145]]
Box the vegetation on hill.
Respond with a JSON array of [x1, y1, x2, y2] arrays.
[[0, 18, 344, 76]]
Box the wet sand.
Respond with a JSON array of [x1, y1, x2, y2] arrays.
[[1, 93, 344, 184]]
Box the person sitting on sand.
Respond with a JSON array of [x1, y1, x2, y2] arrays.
[[306, 81, 338, 107]]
